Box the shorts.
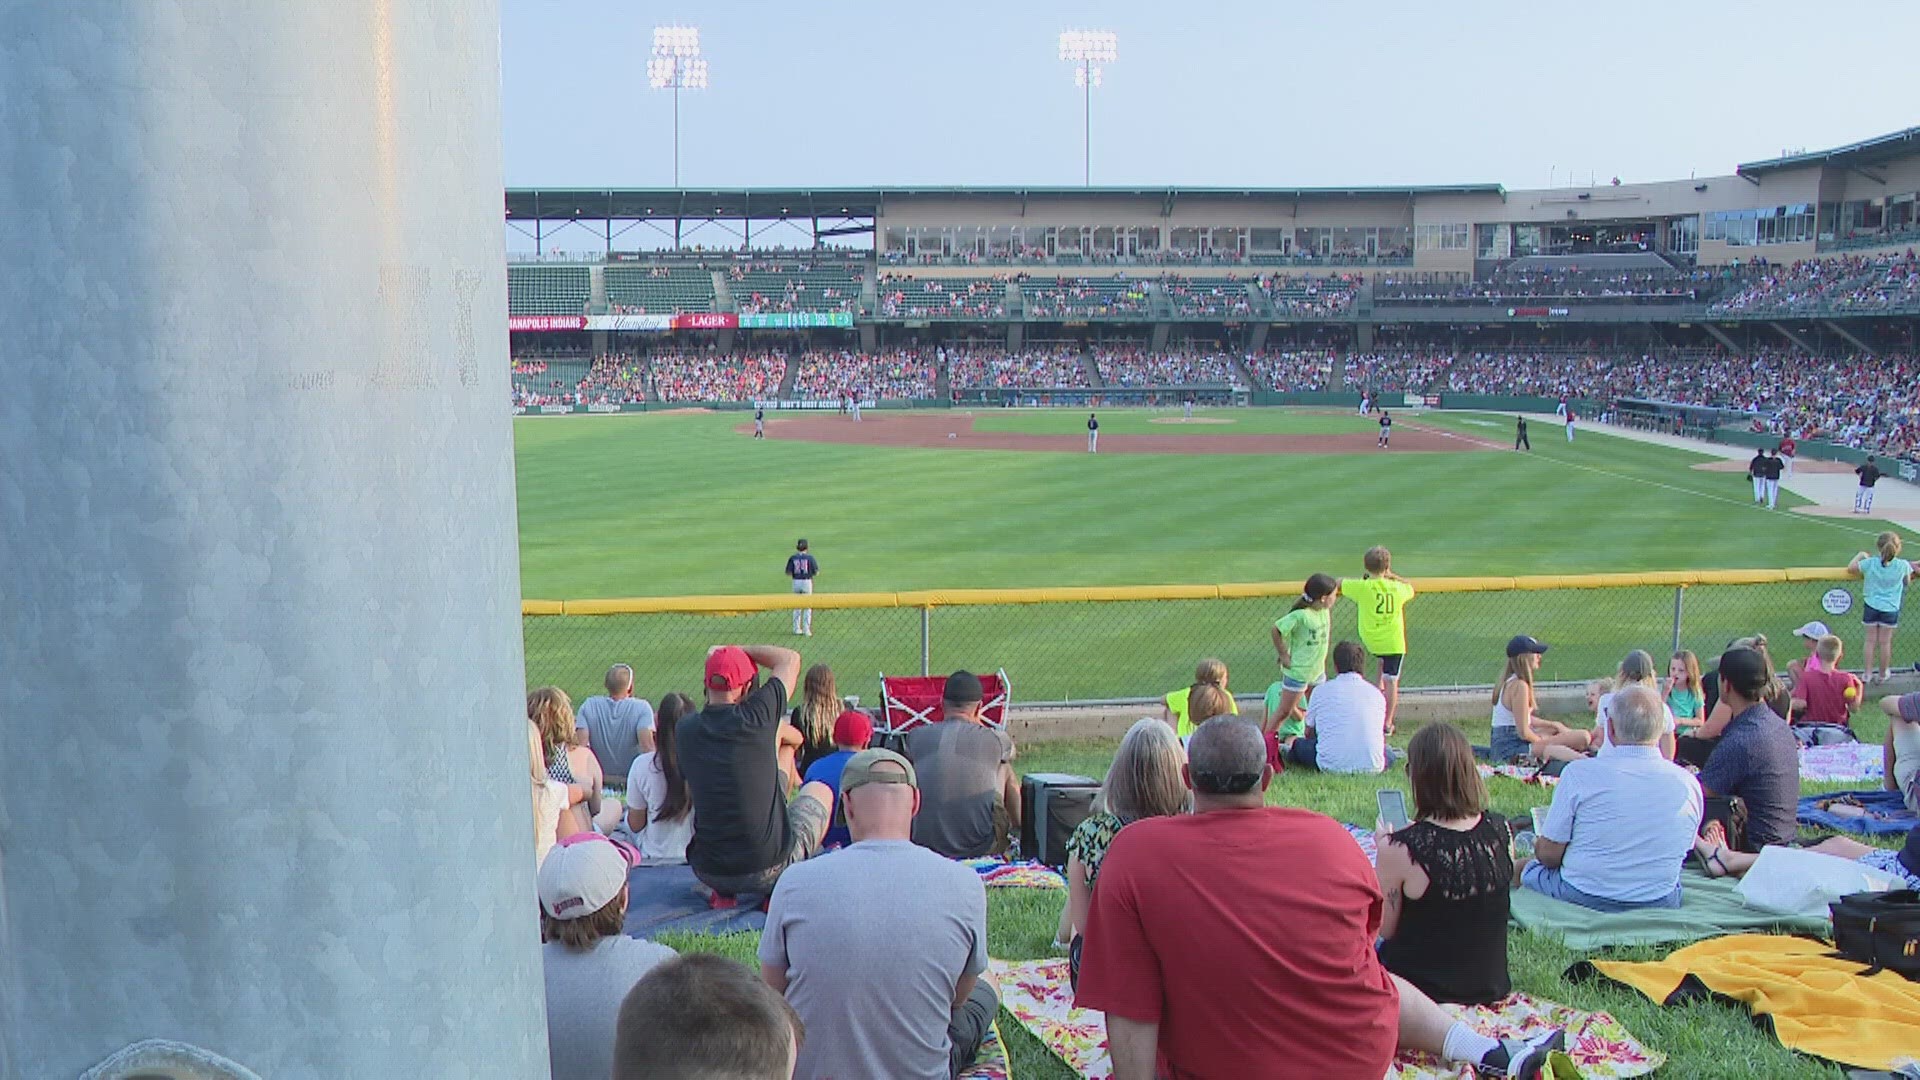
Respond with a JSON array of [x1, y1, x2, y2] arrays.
[[1489, 726, 1532, 764], [1520, 862, 1683, 912], [1279, 672, 1327, 694], [1859, 847, 1920, 890], [693, 791, 832, 898], [1377, 654, 1405, 681], [1864, 605, 1900, 628]]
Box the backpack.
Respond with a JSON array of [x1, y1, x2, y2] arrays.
[[1828, 889, 1920, 981]]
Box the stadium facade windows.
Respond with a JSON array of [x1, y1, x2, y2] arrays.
[[1703, 204, 1814, 246], [1668, 215, 1700, 257], [1414, 223, 1470, 251]]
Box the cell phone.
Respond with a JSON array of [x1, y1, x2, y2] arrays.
[[1376, 789, 1410, 832]]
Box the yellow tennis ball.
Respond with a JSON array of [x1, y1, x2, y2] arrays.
[[1844, 685, 1859, 700]]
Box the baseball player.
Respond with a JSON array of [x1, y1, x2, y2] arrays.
[[1779, 435, 1797, 477], [1514, 416, 1530, 451], [1377, 410, 1392, 448], [754, 406, 765, 439], [785, 539, 818, 635], [1762, 449, 1783, 510], [1183, 393, 1194, 420], [1747, 448, 1769, 505], [1856, 456, 1884, 514], [1563, 409, 1575, 443], [1087, 412, 1099, 453]]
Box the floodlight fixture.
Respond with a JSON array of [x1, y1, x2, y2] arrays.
[[1058, 30, 1117, 185], [649, 25, 708, 188]]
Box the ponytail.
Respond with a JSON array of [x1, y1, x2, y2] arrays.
[[1290, 572, 1339, 613]]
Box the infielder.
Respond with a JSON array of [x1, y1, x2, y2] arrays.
[[1563, 409, 1575, 443], [1762, 449, 1782, 509], [754, 406, 765, 439], [785, 539, 818, 635], [1747, 448, 1769, 505], [1087, 412, 1099, 453], [1377, 410, 1392, 448]]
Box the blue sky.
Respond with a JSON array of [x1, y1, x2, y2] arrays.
[[503, 0, 1918, 190]]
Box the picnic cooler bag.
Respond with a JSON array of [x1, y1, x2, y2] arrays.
[[1021, 773, 1099, 869], [1828, 889, 1920, 981]]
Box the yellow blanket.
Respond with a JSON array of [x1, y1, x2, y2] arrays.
[[1591, 934, 1920, 1071]]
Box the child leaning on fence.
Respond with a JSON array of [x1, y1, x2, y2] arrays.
[[1340, 546, 1415, 734]]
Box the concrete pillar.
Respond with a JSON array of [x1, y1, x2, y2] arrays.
[[0, 4, 546, 1079]]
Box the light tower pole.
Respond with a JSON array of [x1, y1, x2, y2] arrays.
[[649, 25, 708, 190], [1058, 30, 1117, 186]]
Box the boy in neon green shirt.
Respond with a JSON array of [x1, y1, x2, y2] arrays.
[[1340, 545, 1415, 733]]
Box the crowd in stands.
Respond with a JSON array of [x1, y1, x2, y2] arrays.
[[945, 347, 1089, 388], [1257, 273, 1362, 317], [878, 276, 1008, 319], [648, 352, 788, 403], [1021, 276, 1150, 319], [1160, 275, 1256, 318], [574, 353, 649, 404], [1375, 267, 1720, 304], [792, 349, 937, 400], [1094, 347, 1246, 388], [1710, 251, 1919, 316]]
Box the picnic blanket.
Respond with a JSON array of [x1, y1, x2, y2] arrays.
[[1478, 763, 1558, 786], [962, 857, 1067, 890], [621, 863, 766, 939], [1798, 789, 1917, 837], [1345, 823, 1380, 866], [1800, 741, 1885, 783], [1509, 867, 1829, 950], [992, 957, 1662, 1080], [957, 1020, 1012, 1080], [1578, 934, 1920, 1071]]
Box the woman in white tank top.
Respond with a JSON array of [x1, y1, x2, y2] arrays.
[[1490, 636, 1594, 764]]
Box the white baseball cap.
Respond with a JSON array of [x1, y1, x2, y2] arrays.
[[1793, 621, 1832, 640], [538, 834, 636, 920]]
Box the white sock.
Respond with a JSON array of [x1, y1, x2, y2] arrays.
[[1442, 1023, 1499, 1064]]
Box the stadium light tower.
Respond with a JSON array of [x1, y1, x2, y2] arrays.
[[649, 25, 708, 187], [1058, 29, 1117, 186]]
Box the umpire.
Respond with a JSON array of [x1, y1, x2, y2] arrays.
[[1515, 416, 1530, 451], [786, 539, 819, 636]]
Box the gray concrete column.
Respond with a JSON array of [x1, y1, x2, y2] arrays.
[[0, 3, 546, 1078]]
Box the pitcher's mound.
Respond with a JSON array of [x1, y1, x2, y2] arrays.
[[1148, 417, 1235, 425]]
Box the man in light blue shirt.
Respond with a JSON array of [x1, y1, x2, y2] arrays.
[[1520, 685, 1704, 911], [575, 664, 655, 782]]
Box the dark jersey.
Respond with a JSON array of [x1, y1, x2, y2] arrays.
[[1748, 453, 1768, 479], [1088, 416, 1099, 431], [1379, 416, 1392, 430], [1858, 463, 1883, 488], [1762, 456, 1783, 481], [785, 553, 818, 579]]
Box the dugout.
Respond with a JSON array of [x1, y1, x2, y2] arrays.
[[1614, 398, 1753, 440]]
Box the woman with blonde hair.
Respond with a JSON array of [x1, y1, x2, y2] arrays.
[[1489, 635, 1590, 764], [1850, 531, 1915, 684], [530, 686, 604, 838], [786, 664, 841, 776], [1056, 717, 1190, 977], [530, 720, 568, 869], [1162, 658, 1236, 743], [1594, 650, 1677, 759]]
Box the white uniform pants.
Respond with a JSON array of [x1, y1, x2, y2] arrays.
[[1753, 476, 1766, 503], [791, 579, 813, 634], [1858, 486, 1876, 513], [1763, 479, 1779, 508], [1088, 430, 1098, 452], [1565, 424, 1574, 442]]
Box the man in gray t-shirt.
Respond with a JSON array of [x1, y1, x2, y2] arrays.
[[575, 663, 655, 781], [904, 671, 1019, 859], [760, 749, 997, 1080]]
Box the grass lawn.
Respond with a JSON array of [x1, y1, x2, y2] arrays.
[[657, 707, 1900, 1080], [514, 409, 1914, 707], [968, 406, 1379, 436]]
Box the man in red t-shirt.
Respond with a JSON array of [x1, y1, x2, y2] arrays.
[[1075, 716, 1561, 1079]]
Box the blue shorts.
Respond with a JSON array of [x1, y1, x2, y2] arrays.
[[1279, 673, 1326, 693], [1520, 862, 1683, 913], [1865, 605, 1900, 628], [1489, 726, 1533, 763]]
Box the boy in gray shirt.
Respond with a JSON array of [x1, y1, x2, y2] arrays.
[[759, 749, 997, 1080], [539, 835, 676, 1080]]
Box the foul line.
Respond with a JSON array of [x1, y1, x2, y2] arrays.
[[1397, 417, 1896, 541]]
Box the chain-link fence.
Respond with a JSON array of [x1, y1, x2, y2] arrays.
[[522, 570, 1864, 709]]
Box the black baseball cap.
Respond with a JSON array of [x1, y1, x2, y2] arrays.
[[796, 539, 808, 550], [1506, 635, 1550, 658], [943, 670, 984, 704]]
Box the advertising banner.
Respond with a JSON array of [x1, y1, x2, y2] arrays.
[[671, 312, 738, 330], [753, 399, 875, 411], [508, 314, 587, 332], [586, 313, 673, 332], [737, 312, 855, 329], [1505, 307, 1571, 318]]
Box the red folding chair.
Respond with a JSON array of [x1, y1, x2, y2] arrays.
[[878, 669, 1012, 735]]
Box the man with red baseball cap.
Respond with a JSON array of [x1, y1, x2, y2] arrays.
[[678, 643, 833, 898], [802, 709, 876, 849]]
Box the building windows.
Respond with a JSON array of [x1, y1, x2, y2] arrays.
[[1704, 205, 1813, 246], [1668, 215, 1699, 257], [1414, 223, 1470, 252]]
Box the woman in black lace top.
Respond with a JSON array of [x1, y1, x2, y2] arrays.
[[1374, 722, 1514, 1004]]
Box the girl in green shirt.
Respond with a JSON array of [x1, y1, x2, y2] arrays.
[[1268, 573, 1339, 737]]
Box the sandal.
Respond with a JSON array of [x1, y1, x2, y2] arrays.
[[1694, 844, 1732, 878]]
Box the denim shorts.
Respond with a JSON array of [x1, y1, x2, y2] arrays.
[[1279, 672, 1326, 693], [1865, 605, 1900, 628], [1489, 726, 1533, 763]]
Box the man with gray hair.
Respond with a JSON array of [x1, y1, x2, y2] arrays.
[[1520, 684, 1704, 912], [575, 663, 655, 783], [1075, 716, 1561, 1079]]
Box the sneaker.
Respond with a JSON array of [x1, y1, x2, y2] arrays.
[[1478, 1027, 1567, 1078]]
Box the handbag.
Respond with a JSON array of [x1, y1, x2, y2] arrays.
[[1828, 889, 1920, 981]]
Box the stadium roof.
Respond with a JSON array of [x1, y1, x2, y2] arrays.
[[505, 184, 1506, 221], [1736, 125, 1920, 178]]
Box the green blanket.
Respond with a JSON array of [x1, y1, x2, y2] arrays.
[[1509, 868, 1830, 950]]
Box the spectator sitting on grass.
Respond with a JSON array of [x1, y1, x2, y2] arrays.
[[615, 953, 803, 1080], [1884, 692, 1920, 813], [1054, 717, 1190, 971], [759, 748, 1000, 1080], [539, 834, 676, 1080], [1075, 716, 1563, 1079], [1518, 685, 1704, 912], [532, 686, 607, 838], [1375, 722, 1514, 1005], [802, 709, 875, 850], [1162, 657, 1236, 744], [1592, 650, 1678, 761], [615, 692, 696, 865], [906, 671, 1022, 858], [678, 645, 834, 898], [1282, 640, 1390, 774], [1697, 647, 1800, 851], [575, 663, 655, 784], [1791, 635, 1863, 743]]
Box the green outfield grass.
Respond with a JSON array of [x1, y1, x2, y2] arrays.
[[654, 705, 1899, 1080], [968, 406, 1378, 436], [514, 409, 1913, 705]]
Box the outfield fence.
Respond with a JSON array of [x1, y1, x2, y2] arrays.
[[521, 568, 1876, 710]]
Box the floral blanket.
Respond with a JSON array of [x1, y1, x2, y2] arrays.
[[960, 857, 1067, 890], [956, 1020, 1011, 1080], [1478, 763, 1559, 787], [1345, 823, 1380, 866], [1799, 740, 1883, 783], [993, 957, 1663, 1080]]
